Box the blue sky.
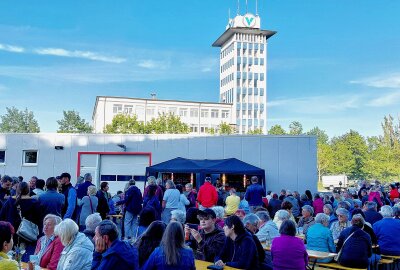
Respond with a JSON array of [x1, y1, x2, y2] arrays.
[[0, 0, 399, 138]]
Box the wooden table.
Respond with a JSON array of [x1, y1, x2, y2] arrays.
[[20, 262, 48, 270], [195, 259, 242, 270]]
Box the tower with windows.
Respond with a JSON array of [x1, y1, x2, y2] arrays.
[[213, 11, 276, 134]]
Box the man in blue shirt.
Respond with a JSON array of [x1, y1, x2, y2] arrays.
[[39, 177, 65, 217], [60, 172, 78, 220], [245, 176, 266, 213]]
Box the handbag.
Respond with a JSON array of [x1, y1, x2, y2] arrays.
[[334, 231, 355, 261], [89, 196, 94, 214], [16, 204, 39, 242]]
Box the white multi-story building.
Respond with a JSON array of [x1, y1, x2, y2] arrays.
[[213, 12, 276, 134], [92, 96, 234, 134]]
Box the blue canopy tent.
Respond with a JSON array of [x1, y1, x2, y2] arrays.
[[145, 157, 265, 190]]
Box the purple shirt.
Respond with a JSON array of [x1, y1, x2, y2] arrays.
[[271, 235, 308, 270]]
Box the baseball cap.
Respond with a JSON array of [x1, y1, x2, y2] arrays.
[[198, 209, 216, 219]]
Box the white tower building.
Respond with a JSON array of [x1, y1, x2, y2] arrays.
[[213, 10, 276, 134]]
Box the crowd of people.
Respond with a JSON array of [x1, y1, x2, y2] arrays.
[[0, 172, 399, 270]]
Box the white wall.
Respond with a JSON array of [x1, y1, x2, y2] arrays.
[[0, 133, 317, 194]]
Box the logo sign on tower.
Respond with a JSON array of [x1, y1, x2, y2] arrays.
[[243, 13, 256, 28]]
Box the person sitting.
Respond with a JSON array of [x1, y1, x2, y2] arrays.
[[55, 219, 94, 270], [283, 191, 300, 218], [255, 210, 279, 241], [92, 220, 139, 270], [186, 209, 225, 262], [225, 188, 240, 216], [170, 209, 186, 224], [235, 209, 246, 220], [297, 205, 315, 236], [185, 207, 200, 225], [137, 206, 157, 237], [212, 206, 225, 228], [373, 205, 400, 256], [274, 201, 296, 225], [299, 194, 312, 207], [143, 221, 195, 269], [273, 209, 290, 230], [34, 214, 64, 270], [0, 221, 18, 270], [238, 193, 250, 214], [306, 213, 335, 263], [271, 220, 308, 269], [323, 204, 337, 227], [312, 193, 324, 214], [363, 201, 383, 226], [83, 213, 102, 243], [330, 208, 351, 240], [214, 215, 259, 270], [336, 214, 372, 268], [267, 193, 282, 219], [135, 221, 166, 269]]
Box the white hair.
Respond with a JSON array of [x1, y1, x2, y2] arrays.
[[171, 210, 186, 224], [380, 205, 393, 218], [54, 218, 79, 246], [212, 206, 225, 219], [275, 210, 290, 221], [43, 214, 62, 226], [315, 213, 330, 225], [85, 213, 102, 232]]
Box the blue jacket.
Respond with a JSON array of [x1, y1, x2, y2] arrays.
[[373, 218, 400, 256], [91, 240, 139, 270], [117, 185, 143, 215], [215, 231, 259, 270], [245, 183, 265, 207], [306, 223, 336, 253], [364, 210, 383, 226], [61, 183, 77, 220], [38, 189, 65, 217], [284, 195, 300, 217], [76, 181, 95, 199], [336, 226, 372, 268], [142, 246, 195, 270]]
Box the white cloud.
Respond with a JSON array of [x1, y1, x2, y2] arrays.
[[137, 59, 169, 69], [367, 91, 400, 107], [350, 73, 400, 88], [0, 43, 25, 53], [33, 48, 126, 63]]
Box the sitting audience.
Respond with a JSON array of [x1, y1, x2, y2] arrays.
[[312, 193, 324, 214], [34, 214, 64, 270], [267, 193, 282, 219], [135, 221, 166, 268], [306, 213, 335, 263], [186, 209, 225, 262], [336, 214, 372, 268], [143, 221, 195, 269], [330, 208, 351, 240], [373, 205, 400, 256], [212, 206, 225, 228], [137, 206, 157, 237], [215, 215, 259, 270], [273, 209, 290, 230], [170, 209, 186, 224], [225, 188, 240, 216], [297, 205, 315, 236], [255, 210, 279, 241], [55, 219, 94, 270], [323, 204, 337, 227], [271, 220, 308, 269], [83, 213, 102, 243], [0, 221, 18, 270], [92, 220, 139, 270]]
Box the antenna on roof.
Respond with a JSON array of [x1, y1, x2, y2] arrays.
[[150, 93, 156, 100], [228, 8, 231, 20], [256, 0, 258, 15], [237, 0, 240, 15], [246, 0, 248, 13]]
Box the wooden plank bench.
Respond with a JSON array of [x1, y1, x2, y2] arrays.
[[317, 262, 367, 270]]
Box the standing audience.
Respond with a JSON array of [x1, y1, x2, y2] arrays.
[[78, 186, 98, 231], [161, 180, 180, 224], [39, 177, 65, 218], [60, 173, 77, 220], [245, 176, 266, 213], [197, 177, 218, 210]]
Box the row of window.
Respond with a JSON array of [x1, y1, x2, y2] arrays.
[[220, 89, 234, 104], [237, 42, 265, 51], [237, 57, 265, 66], [221, 73, 234, 87], [236, 110, 263, 119], [0, 150, 38, 165], [112, 104, 230, 119], [220, 43, 235, 59], [221, 58, 234, 73], [236, 119, 265, 127]]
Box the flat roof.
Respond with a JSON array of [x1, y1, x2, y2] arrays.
[[93, 96, 233, 119], [212, 27, 277, 47]]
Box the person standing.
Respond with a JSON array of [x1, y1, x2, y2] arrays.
[[0, 175, 12, 204], [161, 180, 180, 224], [39, 177, 65, 218], [76, 173, 95, 200], [96, 182, 110, 220], [245, 176, 266, 213], [225, 188, 240, 216], [60, 172, 77, 220], [78, 186, 98, 231], [197, 177, 218, 210], [184, 183, 197, 209], [116, 179, 143, 240]]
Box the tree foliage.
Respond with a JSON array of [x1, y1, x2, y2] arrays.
[[218, 122, 234, 135], [289, 121, 303, 135], [57, 110, 92, 133], [0, 107, 40, 133], [104, 113, 189, 134], [268, 125, 287, 135], [248, 128, 263, 135]]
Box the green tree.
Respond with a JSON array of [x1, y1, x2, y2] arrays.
[[219, 122, 234, 135], [307, 126, 329, 144], [268, 125, 286, 135], [248, 128, 263, 135], [146, 113, 189, 134], [0, 107, 40, 133], [104, 114, 144, 134], [289, 121, 303, 135], [57, 110, 92, 133]]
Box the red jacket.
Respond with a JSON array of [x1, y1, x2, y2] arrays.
[[197, 182, 218, 208], [34, 236, 64, 270]]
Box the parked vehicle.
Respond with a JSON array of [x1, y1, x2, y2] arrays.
[[322, 175, 348, 190]]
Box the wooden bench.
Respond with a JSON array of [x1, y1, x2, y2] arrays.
[[317, 262, 367, 270]]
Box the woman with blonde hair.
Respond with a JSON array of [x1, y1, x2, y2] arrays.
[[78, 185, 98, 231], [55, 219, 94, 270]]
